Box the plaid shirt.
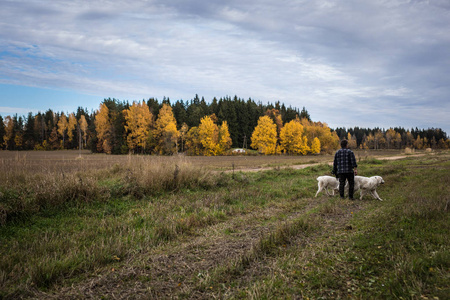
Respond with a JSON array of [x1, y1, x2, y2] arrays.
[[333, 148, 357, 174]]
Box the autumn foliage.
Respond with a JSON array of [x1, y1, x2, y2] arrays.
[[123, 101, 153, 153], [1, 96, 448, 154], [251, 116, 278, 155]]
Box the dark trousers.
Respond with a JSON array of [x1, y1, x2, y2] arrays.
[[338, 173, 355, 199]]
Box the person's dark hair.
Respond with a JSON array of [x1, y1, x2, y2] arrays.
[[340, 139, 348, 148]]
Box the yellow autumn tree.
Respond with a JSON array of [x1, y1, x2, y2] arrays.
[[67, 113, 77, 143], [123, 101, 153, 153], [3, 116, 14, 150], [251, 115, 278, 155], [94, 103, 112, 154], [311, 137, 321, 154], [365, 133, 375, 149], [154, 104, 179, 154], [414, 135, 424, 149], [265, 108, 283, 146], [301, 118, 339, 153], [57, 113, 68, 148], [79, 115, 88, 149], [217, 121, 232, 155], [199, 115, 219, 156], [179, 123, 189, 153], [185, 126, 202, 155], [374, 130, 386, 149], [347, 132, 357, 149], [280, 119, 310, 155], [394, 132, 402, 149]]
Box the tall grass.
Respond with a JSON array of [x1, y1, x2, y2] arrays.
[[0, 155, 223, 225]]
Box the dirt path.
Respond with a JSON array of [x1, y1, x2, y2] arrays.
[[223, 154, 426, 173]]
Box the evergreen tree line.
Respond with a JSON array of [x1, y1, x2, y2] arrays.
[[1, 95, 448, 153], [334, 126, 449, 150]]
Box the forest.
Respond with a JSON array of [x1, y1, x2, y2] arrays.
[[1, 95, 449, 155]]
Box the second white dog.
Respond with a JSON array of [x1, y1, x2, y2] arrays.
[[350, 175, 385, 201], [315, 176, 339, 197]]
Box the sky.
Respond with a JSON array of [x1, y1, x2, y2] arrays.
[[1, 0, 449, 135]]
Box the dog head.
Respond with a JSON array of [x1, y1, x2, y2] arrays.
[[374, 176, 384, 186]]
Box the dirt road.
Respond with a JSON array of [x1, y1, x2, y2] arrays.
[[224, 154, 426, 173]]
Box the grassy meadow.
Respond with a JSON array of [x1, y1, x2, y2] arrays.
[[0, 150, 448, 299]]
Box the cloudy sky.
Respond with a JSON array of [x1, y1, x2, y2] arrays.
[[1, 0, 449, 134]]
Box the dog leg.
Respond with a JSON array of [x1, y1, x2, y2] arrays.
[[371, 190, 383, 201], [360, 189, 366, 200], [315, 188, 320, 197], [315, 183, 323, 197]]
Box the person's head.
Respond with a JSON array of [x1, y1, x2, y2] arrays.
[[340, 139, 348, 148]]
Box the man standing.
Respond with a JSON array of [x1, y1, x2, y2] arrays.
[[333, 139, 358, 200]]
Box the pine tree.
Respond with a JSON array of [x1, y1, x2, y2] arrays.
[[24, 112, 36, 150]]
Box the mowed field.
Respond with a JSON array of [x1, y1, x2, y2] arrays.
[[0, 150, 449, 299], [0, 148, 413, 173]]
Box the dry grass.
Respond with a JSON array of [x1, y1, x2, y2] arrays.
[[0, 152, 226, 225]]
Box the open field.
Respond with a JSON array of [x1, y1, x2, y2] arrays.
[[0, 149, 422, 173], [0, 150, 449, 299]]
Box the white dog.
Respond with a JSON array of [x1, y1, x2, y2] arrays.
[[350, 175, 385, 201], [315, 176, 339, 197]]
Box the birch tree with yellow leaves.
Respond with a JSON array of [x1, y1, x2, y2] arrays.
[[280, 119, 310, 155], [3, 116, 14, 150], [67, 113, 77, 144], [123, 101, 153, 153], [57, 113, 68, 148], [94, 103, 112, 154], [301, 118, 339, 153], [217, 121, 232, 155], [198, 115, 219, 156], [78, 115, 88, 149], [251, 115, 278, 155], [185, 126, 202, 155], [193, 115, 232, 156], [154, 103, 179, 154], [311, 137, 321, 154], [347, 132, 357, 149]]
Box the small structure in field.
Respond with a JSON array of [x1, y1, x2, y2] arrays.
[[232, 148, 247, 154]]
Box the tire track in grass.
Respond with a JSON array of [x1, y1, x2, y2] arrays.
[[34, 195, 338, 299]]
